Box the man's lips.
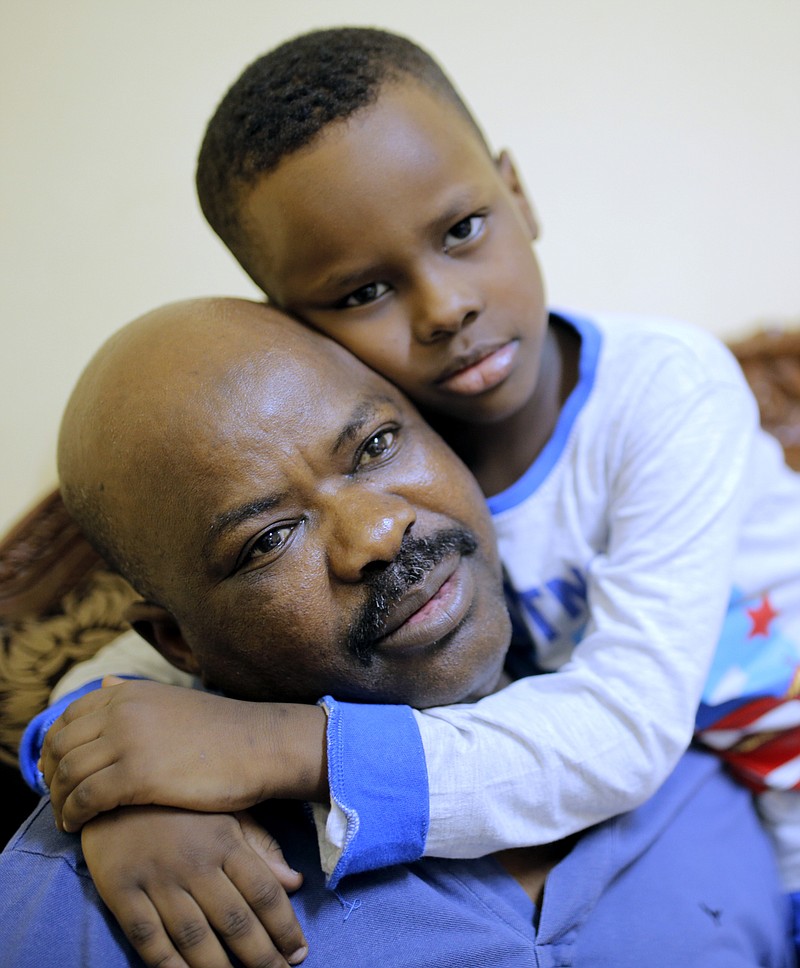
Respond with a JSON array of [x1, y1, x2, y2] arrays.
[[373, 556, 473, 654], [436, 340, 519, 395]]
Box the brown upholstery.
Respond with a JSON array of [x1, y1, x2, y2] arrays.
[[0, 495, 137, 769], [0, 324, 799, 773], [727, 328, 800, 472]]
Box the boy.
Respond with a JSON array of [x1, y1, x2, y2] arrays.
[[28, 25, 800, 958]]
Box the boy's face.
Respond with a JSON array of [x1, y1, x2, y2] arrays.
[[237, 80, 549, 427]]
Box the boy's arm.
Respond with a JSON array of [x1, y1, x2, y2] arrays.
[[20, 678, 118, 795], [20, 630, 195, 794], [40, 679, 327, 831], [28, 674, 427, 888], [24, 633, 329, 817]]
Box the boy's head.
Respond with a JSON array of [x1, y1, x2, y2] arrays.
[[196, 27, 550, 434], [57, 297, 511, 708], [197, 27, 489, 263]]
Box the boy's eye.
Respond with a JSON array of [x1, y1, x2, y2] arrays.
[[356, 429, 397, 469], [444, 214, 484, 252], [242, 524, 295, 567], [337, 281, 390, 309]]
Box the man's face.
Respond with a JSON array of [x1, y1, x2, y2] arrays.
[[237, 80, 550, 428], [129, 308, 510, 707]]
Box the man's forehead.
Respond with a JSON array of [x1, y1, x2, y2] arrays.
[[184, 331, 410, 462], [226, 330, 400, 412], [213, 366, 408, 455], [87, 299, 400, 481]]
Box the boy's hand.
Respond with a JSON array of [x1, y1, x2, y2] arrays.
[[40, 677, 328, 831], [81, 805, 308, 968]]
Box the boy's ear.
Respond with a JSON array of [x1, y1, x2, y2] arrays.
[[496, 150, 540, 241], [124, 600, 201, 677]]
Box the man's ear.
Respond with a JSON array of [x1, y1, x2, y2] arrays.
[[124, 600, 201, 677], [495, 150, 540, 241]]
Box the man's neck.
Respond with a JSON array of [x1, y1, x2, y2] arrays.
[[494, 834, 578, 904]]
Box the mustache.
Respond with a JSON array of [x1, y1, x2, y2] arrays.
[[347, 527, 478, 665]]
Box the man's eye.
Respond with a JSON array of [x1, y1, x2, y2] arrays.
[[356, 429, 397, 468], [245, 524, 294, 563], [444, 214, 484, 251], [337, 281, 390, 309]]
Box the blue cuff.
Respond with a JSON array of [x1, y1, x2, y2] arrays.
[[321, 697, 429, 888], [18, 676, 144, 794]]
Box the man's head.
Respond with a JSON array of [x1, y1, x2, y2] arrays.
[[196, 28, 549, 430], [58, 298, 510, 708]]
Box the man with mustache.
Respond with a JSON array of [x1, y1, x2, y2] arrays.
[[1, 297, 792, 967]]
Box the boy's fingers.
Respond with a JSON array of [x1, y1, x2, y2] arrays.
[[222, 823, 308, 963], [60, 763, 129, 831], [40, 705, 112, 795], [237, 813, 303, 891], [41, 714, 107, 786], [191, 871, 305, 968], [103, 889, 196, 968]]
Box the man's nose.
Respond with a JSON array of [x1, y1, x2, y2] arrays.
[[409, 261, 482, 344], [325, 486, 416, 582]]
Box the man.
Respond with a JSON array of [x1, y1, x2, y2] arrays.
[[1, 297, 792, 967]]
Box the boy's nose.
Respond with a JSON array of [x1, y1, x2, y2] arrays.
[[410, 264, 482, 344], [325, 486, 416, 583]]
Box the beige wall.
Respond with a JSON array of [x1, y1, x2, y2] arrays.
[[2, 0, 799, 534]]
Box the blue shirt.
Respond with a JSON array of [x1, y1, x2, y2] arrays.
[[1, 748, 792, 967]]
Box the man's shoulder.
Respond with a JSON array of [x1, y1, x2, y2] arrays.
[[0, 798, 134, 968], [2, 796, 83, 866]]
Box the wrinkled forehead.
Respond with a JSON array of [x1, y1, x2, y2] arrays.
[[160, 324, 424, 476], [209, 326, 406, 426], [111, 307, 408, 489]]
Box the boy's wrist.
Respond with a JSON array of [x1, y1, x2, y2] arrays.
[[256, 703, 329, 804]]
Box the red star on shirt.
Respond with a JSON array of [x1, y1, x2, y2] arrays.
[[747, 594, 779, 639]]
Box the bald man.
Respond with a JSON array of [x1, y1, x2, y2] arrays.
[[1, 299, 792, 968]]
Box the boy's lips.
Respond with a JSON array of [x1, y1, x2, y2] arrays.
[[436, 340, 519, 395], [373, 557, 473, 654]]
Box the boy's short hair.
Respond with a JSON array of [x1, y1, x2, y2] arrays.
[[196, 26, 489, 266]]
